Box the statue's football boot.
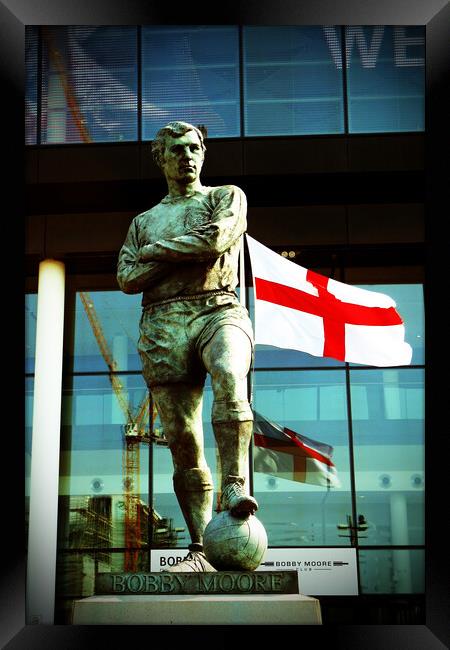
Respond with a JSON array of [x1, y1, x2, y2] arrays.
[[162, 545, 217, 572], [220, 476, 258, 518]]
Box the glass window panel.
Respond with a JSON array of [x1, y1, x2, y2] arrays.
[[61, 373, 150, 447], [243, 26, 345, 136], [351, 368, 425, 546], [142, 26, 240, 139], [25, 293, 38, 373], [348, 284, 425, 367], [40, 26, 138, 144], [25, 26, 38, 145], [56, 372, 152, 620], [254, 345, 344, 368], [58, 373, 150, 538], [346, 26, 425, 133], [359, 549, 424, 594], [252, 369, 353, 546], [73, 290, 142, 372]]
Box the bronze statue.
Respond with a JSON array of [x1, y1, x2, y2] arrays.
[[117, 121, 257, 571]]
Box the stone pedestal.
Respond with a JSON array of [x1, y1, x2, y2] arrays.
[[72, 593, 322, 625]]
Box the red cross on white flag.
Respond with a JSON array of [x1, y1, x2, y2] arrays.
[[246, 235, 413, 367]]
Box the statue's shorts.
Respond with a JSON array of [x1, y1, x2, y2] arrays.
[[138, 291, 254, 389]]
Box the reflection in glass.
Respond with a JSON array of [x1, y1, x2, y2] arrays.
[[40, 26, 138, 144], [142, 26, 240, 139], [351, 368, 425, 546], [73, 291, 142, 372], [252, 369, 352, 546], [55, 369, 156, 621], [244, 26, 345, 136], [359, 549, 424, 594], [25, 293, 38, 374], [25, 27, 38, 145], [346, 26, 425, 133]]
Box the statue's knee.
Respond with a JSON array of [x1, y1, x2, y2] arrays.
[[212, 399, 253, 423]]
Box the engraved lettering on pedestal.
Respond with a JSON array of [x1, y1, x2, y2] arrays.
[[144, 575, 159, 593], [96, 570, 298, 595], [112, 575, 125, 593], [160, 574, 175, 593], [236, 573, 252, 592], [198, 573, 218, 592]]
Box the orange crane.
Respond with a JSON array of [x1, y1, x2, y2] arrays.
[[79, 292, 155, 571]]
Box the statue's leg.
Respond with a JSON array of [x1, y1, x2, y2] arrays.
[[150, 383, 214, 548], [201, 325, 258, 517]]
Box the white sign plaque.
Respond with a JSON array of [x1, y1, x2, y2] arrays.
[[151, 548, 193, 572], [151, 547, 358, 595], [257, 547, 358, 595]]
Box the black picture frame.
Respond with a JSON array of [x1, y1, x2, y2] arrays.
[[2, 1, 448, 647]]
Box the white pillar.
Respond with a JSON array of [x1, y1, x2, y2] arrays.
[[26, 260, 65, 624], [390, 492, 412, 593]]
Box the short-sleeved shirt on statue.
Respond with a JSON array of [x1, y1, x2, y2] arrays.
[[117, 184, 254, 387]]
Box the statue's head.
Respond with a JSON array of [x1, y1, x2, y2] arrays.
[[151, 121, 207, 170]]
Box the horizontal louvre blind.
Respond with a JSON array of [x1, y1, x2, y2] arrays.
[[25, 26, 38, 145], [40, 26, 138, 144], [346, 26, 425, 133], [243, 26, 345, 136], [142, 26, 240, 139]]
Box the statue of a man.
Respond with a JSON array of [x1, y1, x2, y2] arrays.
[[117, 121, 257, 571]]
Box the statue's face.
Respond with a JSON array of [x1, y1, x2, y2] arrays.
[[161, 130, 204, 185]]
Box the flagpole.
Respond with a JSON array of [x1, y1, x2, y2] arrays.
[[239, 235, 246, 309], [240, 234, 255, 401], [240, 234, 255, 497]]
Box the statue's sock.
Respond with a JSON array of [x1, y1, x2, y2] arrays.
[[173, 467, 214, 546]]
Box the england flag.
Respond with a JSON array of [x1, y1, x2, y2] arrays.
[[246, 235, 412, 367]]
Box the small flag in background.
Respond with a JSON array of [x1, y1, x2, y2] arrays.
[[246, 235, 412, 367], [253, 411, 341, 488]]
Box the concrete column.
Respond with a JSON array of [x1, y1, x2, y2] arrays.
[[390, 492, 412, 592], [26, 260, 65, 624]]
